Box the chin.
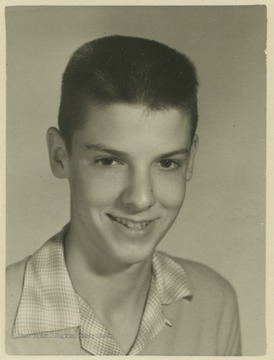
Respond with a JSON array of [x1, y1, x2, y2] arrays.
[[110, 243, 157, 267]]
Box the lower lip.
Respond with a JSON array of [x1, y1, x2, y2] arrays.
[[107, 215, 155, 236]]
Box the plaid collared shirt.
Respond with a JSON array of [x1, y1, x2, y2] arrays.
[[13, 225, 192, 355]]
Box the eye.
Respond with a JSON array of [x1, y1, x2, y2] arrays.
[[159, 159, 180, 169], [96, 158, 119, 166]]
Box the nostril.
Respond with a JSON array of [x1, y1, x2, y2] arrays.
[[121, 184, 156, 211]]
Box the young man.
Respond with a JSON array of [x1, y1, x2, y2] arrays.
[[6, 35, 241, 355]]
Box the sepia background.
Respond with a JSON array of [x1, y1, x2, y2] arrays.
[[6, 6, 266, 355]]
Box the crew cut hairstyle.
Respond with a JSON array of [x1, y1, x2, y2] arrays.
[[58, 35, 199, 152]]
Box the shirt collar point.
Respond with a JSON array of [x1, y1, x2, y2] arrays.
[[153, 251, 193, 305]]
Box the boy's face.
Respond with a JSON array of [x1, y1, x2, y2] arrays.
[[60, 103, 197, 265]]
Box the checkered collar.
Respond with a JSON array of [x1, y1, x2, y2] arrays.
[[13, 225, 192, 355]]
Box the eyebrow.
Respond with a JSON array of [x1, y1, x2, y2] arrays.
[[84, 143, 189, 158]]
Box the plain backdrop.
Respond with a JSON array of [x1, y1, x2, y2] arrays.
[[6, 6, 266, 355]]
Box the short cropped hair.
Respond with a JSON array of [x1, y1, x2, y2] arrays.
[[58, 35, 199, 152]]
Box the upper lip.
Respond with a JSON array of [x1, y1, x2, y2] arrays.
[[107, 214, 156, 223]]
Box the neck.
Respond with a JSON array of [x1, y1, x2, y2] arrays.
[[63, 223, 153, 314]]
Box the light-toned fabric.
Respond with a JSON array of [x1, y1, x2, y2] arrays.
[[6, 226, 242, 355]]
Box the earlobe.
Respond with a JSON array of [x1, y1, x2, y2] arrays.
[[186, 134, 199, 181], [46, 127, 69, 179]]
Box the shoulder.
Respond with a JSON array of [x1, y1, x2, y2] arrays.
[[165, 253, 238, 305], [6, 257, 30, 339], [6, 228, 63, 291], [6, 257, 30, 292], [5, 230, 63, 343], [6, 257, 30, 306], [159, 253, 242, 355]]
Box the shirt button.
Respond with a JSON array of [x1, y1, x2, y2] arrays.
[[164, 318, 173, 327]]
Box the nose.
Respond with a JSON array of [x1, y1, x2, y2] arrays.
[[120, 170, 156, 212]]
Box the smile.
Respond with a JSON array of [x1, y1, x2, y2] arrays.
[[107, 214, 153, 231]]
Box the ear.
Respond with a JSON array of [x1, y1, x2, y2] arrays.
[[186, 134, 199, 181], [46, 127, 69, 179]]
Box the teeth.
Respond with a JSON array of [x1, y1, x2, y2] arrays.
[[111, 216, 150, 230]]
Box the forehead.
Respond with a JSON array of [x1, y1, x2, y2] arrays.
[[72, 103, 192, 153]]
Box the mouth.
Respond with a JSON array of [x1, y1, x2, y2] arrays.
[[107, 214, 153, 231]]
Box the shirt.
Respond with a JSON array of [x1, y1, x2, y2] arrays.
[[6, 226, 242, 355]]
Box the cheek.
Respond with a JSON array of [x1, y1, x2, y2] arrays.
[[70, 166, 125, 206], [154, 173, 187, 210]]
